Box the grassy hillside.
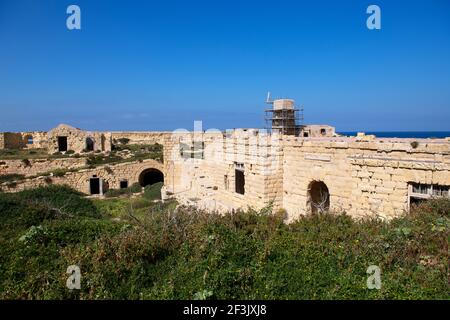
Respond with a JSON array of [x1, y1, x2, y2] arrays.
[[0, 185, 448, 299]]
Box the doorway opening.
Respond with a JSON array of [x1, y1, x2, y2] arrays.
[[58, 136, 68, 152], [86, 137, 94, 151], [90, 177, 101, 195], [308, 181, 330, 213]]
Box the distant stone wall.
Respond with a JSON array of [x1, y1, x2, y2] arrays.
[[47, 124, 111, 154], [3, 133, 24, 149], [111, 132, 171, 145], [20, 132, 48, 149], [0, 132, 48, 150], [0, 158, 87, 176], [0, 133, 4, 149]]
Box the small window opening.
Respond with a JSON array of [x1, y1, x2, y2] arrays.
[[235, 162, 245, 195], [120, 180, 128, 189], [25, 135, 33, 145]]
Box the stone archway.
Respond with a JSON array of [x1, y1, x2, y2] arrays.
[[307, 181, 330, 214], [138, 168, 164, 187]]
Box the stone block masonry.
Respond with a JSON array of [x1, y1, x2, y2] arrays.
[[1, 124, 449, 221]]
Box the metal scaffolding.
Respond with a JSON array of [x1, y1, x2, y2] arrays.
[[264, 94, 304, 135]]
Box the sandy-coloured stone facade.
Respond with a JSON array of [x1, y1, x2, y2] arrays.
[[160, 130, 450, 221], [0, 158, 88, 177], [0, 132, 48, 150], [47, 124, 112, 154], [1, 124, 449, 221], [0, 159, 163, 194]]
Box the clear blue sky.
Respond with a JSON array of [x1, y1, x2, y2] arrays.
[[0, 0, 449, 132]]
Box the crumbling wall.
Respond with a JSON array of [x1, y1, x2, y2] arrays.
[[0, 159, 164, 194], [300, 125, 336, 137], [3, 133, 24, 149], [47, 124, 112, 154], [20, 131, 49, 149], [0, 131, 48, 150], [0, 158, 87, 176], [111, 132, 170, 145]]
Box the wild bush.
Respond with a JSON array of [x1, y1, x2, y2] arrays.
[[143, 182, 163, 200], [0, 186, 448, 300]]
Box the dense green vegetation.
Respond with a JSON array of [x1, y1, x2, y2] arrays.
[[0, 185, 448, 299]]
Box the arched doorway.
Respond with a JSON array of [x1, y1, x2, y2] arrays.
[[308, 181, 330, 214], [86, 137, 94, 152], [138, 168, 164, 187]]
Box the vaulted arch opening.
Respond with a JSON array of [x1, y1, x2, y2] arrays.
[[308, 181, 330, 214], [138, 168, 164, 187]]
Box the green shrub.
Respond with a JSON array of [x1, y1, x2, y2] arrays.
[[104, 189, 127, 198], [16, 185, 99, 218], [143, 182, 163, 200], [117, 138, 130, 145], [51, 169, 67, 177], [129, 183, 142, 194], [104, 183, 142, 198], [410, 141, 419, 149], [0, 190, 448, 300], [0, 174, 25, 184]]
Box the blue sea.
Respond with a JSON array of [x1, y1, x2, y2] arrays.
[[338, 132, 450, 139]]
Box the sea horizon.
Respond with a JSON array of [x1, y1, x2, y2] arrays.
[[338, 131, 450, 139]]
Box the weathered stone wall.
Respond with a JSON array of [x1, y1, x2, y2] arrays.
[[162, 132, 450, 219], [111, 132, 171, 145], [282, 136, 450, 221], [47, 124, 112, 154], [3, 133, 24, 149], [2, 126, 449, 222], [0, 158, 87, 176], [20, 132, 48, 149], [0, 132, 48, 150], [0, 159, 164, 194], [300, 125, 336, 137], [163, 129, 284, 212], [0, 133, 4, 149]]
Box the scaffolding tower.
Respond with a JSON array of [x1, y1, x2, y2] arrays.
[[264, 94, 304, 136]]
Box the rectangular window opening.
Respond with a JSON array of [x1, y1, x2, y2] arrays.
[[120, 180, 128, 189], [235, 163, 245, 195]]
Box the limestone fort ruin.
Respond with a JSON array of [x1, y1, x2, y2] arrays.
[[1, 97, 449, 221]]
